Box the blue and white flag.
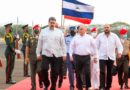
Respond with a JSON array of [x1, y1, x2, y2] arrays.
[[62, 0, 94, 19]]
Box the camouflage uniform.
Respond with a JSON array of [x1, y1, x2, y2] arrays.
[[117, 39, 130, 88], [21, 32, 30, 76], [26, 35, 42, 90]]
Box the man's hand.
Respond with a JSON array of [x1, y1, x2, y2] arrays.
[[93, 58, 97, 63], [63, 56, 66, 61], [70, 56, 73, 61], [15, 49, 21, 54], [37, 56, 42, 61], [117, 53, 122, 59], [25, 57, 29, 64]]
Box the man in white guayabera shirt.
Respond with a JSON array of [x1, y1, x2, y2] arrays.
[[96, 24, 123, 90], [69, 25, 97, 90], [36, 17, 66, 90]]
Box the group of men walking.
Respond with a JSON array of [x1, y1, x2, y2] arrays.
[[3, 16, 130, 90]]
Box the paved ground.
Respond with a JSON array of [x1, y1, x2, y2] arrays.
[[0, 44, 29, 90]]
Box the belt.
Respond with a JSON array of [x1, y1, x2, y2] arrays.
[[74, 54, 90, 57], [122, 55, 128, 58]]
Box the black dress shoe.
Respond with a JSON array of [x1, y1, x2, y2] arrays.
[[44, 87, 48, 90], [58, 82, 62, 88], [30, 87, 36, 90], [124, 85, 130, 89], [105, 86, 110, 90], [24, 75, 30, 77], [120, 85, 123, 89], [82, 84, 86, 88], [39, 84, 43, 88], [105, 88, 110, 90], [63, 76, 67, 79], [6, 80, 16, 84], [70, 86, 74, 90]]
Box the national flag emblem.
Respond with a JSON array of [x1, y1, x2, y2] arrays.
[[62, 0, 94, 24]]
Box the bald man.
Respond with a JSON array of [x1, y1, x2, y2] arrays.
[[96, 24, 123, 90], [69, 25, 97, 90]]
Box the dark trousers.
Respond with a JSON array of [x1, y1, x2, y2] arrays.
[[58, 59, 67, 85], [5, 49, 15, 82], [63, 60, 67, 77], [81, 67, 86, 86], [99, 58, 114, 89], [117, 55, 129, 86], [74, 54, 91, 90], [66, 53, 75, 87], [41, 55, 63, 90], [30, 60, 42, 88], [58, 58, 64, 85], [22, 51, 29, 76]]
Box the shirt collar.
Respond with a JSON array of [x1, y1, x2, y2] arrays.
[[48, 27, 57, 31], [103, 32, 112, 37], [78, 33, 87, 37]]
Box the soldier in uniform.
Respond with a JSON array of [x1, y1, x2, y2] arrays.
[[117, 28, 130, 89], [4, 23, 16, 84], [21, 24, 30, 77], [64, 27, 76, 90], [25, 25, 42, 90]]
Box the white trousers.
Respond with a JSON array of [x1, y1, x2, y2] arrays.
[[90, 58, 100, 89]]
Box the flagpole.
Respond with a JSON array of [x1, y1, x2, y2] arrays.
[[32, 20, 34, 27], [32, 20, 34, 35], [16, 16, 18, 33], [62, 16, 65, 27], [61, 0, 64, 27]]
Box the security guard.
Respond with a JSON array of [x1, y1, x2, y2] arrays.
[[25, 25, 42, 90], [4, 23, 16, 84], [21, 24, 30, 77], [117, 28, 130, 89]]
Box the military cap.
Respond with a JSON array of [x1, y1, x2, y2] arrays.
[[22, 24, 28, 29], [4, 23, 12, 27], [69, 26, 76, 31], [119, 28, 128, 35], [33, 24, 40, 30], [91, 28, 97, 32]]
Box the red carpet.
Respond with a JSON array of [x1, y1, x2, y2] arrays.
[[6, 75, 130, 90]]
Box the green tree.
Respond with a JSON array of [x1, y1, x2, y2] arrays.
[[0, 24, 33, 38]]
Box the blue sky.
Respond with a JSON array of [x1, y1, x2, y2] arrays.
[[0, 0, 129, 26]]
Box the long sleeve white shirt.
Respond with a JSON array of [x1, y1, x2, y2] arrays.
[[96, 32, 123, 61], [69, 34, 97, 58], [36, 27, 66, 57]]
